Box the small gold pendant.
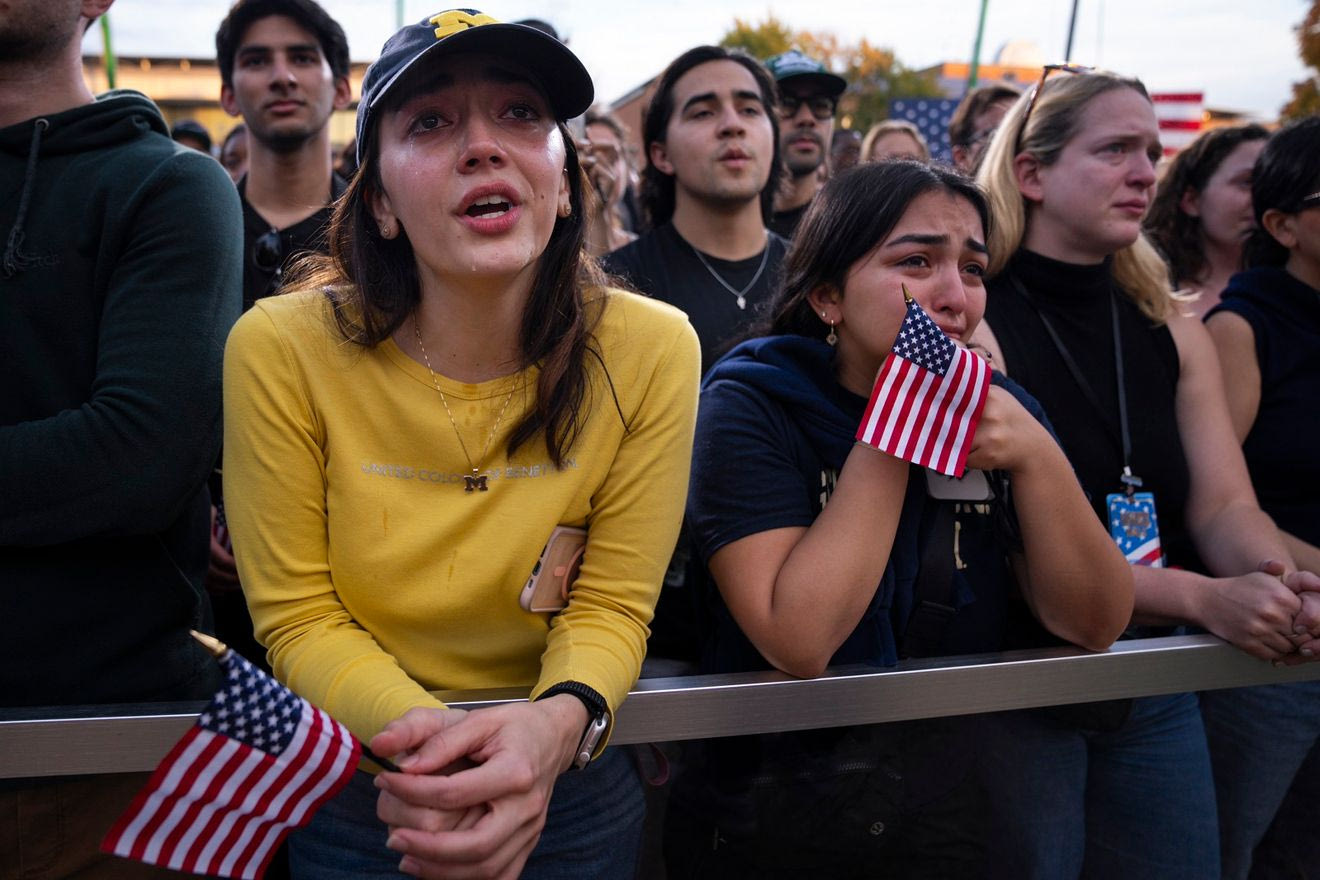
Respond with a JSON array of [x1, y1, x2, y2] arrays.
[[464, 472, 488, 492]]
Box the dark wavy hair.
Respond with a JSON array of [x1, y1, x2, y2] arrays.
[[215, 0, 351, 88], [1245, 116, 1320, 268], [1144, 124, 1269, 286], [947, 84, 1021, 148], [640, 45, 783, 228], [761, 160, 990, 340], [290, 97, 604, 468]]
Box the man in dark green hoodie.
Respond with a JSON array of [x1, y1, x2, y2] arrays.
[[0, 0, 242, 875]]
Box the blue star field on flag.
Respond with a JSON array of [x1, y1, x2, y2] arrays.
[[893, 301, 957, 373], [199, 652, 302, 753], [888, 98, 962, 163]]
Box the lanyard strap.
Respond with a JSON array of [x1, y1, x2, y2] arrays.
[[1007, 274, 1142, 493]]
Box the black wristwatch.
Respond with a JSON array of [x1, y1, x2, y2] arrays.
[[536, 681, 609, 770]]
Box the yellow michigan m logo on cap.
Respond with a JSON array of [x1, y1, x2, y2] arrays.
[[430, 10, 498, 40]]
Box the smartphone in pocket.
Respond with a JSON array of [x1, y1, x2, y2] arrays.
[[519, 526, 587, 612]]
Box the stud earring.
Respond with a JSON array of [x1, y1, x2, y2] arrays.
[[558, 202, 572, 218], [379, 220, 396, 239]]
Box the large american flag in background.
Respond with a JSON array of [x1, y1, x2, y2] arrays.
[[101, 650, 360, 879], [856, 291, 991, 478], [889, 98, 961, 164]]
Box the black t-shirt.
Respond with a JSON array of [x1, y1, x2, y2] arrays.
[[602, 222, 788, 374], [768, 200, 811, 239], [238, 173, 347, 311]]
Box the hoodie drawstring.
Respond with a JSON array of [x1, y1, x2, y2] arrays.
[[3, 117, 49, 279]]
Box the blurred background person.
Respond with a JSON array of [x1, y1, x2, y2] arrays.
[[171, 117, 213, 154], [220, 121, 249, 182], [947, 83, 1020, 175], [829, 127, 861, 173], [1200, 115, 1320, 880], [582, 109, 639, 255], [861, 118, 929, 163], [1145, 124, 1269, 317]]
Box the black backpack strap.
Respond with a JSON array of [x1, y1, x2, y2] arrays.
[[900, 502, 958, 659]]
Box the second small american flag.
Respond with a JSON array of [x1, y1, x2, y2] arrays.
[[856, 290, 990, 478]]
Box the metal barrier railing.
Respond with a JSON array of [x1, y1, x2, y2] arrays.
[[4, 634, 1319, 780]]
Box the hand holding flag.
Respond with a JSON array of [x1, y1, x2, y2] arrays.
[[855, 285, 991, 477], [100, 633, 362, 879]]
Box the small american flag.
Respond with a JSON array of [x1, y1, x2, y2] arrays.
[[856, 289, 991, 477], [889, 98, 962, 163], [101, 642, 361, 879]]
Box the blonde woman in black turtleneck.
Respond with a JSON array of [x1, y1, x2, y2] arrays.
[[967, 68, 1320, 879]]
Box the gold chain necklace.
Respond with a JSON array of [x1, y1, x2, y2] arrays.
[[413, 316, 517, 492]]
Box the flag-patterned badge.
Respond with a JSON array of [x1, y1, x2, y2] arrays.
[[1106, 491, 1165, 567], [856, 289, 991, 477]]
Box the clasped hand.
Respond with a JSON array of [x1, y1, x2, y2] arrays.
[[370, 698, 586, 879], [1258, 560, 1320, 666]]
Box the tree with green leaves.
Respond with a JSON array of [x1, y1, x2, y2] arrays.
[[1281, 0, 1319, 120], [721, 15, 941, 132]]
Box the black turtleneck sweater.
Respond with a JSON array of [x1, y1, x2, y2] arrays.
[[985, 250, 1199, 572]]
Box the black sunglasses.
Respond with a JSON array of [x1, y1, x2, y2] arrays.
[[780, 94, 837, 121], [252, 228, 285, 274], [1015, 63, 1094, 152]]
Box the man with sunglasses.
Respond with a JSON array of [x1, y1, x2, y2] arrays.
[[215, 0, 351, 312], [765, 48, 847, 238]]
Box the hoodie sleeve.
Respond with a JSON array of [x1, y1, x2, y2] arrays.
[[0, 148, 242, 544]]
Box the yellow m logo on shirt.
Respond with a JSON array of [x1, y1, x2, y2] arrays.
[[429, 10, 498, 40]]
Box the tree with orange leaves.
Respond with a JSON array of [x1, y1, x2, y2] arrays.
[[721, 14, 941, 132]]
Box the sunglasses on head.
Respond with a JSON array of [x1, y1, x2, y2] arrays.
[[1015, 63, 1095, 152], [780, 94, 837, 121]]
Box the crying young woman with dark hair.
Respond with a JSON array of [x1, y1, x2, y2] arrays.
[[663, 160, 1131, 878], [221, 11, 698, 879]]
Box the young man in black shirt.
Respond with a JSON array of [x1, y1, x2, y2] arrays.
[[216, 0, 351, 310], [765, 48, 846, 238], [603, 45, 786, 375], [210, 0, 351, 646]]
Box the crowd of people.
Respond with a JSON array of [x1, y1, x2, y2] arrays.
[[4, 1, 1319, 879]]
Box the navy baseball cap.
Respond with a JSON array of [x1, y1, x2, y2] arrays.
[[356, 9, 594, 163]]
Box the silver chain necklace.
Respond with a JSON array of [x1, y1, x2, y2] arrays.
[[688, 237, 770, 310]]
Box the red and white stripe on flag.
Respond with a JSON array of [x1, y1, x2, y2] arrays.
[[855, 296, 991, 478], [1152, 92, 1204, 156], [101, 653, 360, 879]]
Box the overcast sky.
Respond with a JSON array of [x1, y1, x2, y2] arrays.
[[85, 0, 1313, 118]]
